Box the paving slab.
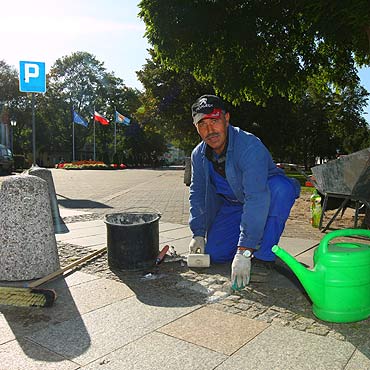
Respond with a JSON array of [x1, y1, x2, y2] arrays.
[[83, 331, 227, 370], [0, 313, 15, 344], [56, 225, 106, 242], [159, 226, 192, 241], [0, 337, 79, 370], [44, 271, 100, 289], [278, 237, 319, 256], [160, 236, 191, 256], [275, 237, 319, 269], [171, 236, 191, 255], [57, 235, 106, 248], [345, 349, 370, 369], [158, 306, 269, 355], [62, 220, 105, 231], [216, 324, 355, 370], [159, 222, 189, 233], [26, 295, 199, 366], [50, 276, 135, 316]]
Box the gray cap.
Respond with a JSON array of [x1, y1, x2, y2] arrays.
[[191, 95, 226, 124]]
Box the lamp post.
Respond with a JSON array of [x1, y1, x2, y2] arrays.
[[10, 119, 16, 154]]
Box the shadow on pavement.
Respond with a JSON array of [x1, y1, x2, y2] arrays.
[[108, 263, 206, 308], [0, 278, 91, 362], [57, 198, 112, 209]]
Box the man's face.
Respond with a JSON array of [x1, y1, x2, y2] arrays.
[[195, 112, 230, 154]]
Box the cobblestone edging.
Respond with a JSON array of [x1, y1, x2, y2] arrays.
[[61, 213, 105, 224], [58, 241, 370, 349]]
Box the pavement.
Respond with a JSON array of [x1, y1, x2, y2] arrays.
[[1, 196, 370, 368]]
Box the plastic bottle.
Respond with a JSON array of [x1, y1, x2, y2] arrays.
[[310, 191, 322, 228]]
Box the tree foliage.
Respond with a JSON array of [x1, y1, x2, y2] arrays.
[[136, 51, 369, 166], [42, 52, 142, 162], [137, 1, 370, 166], [139, 0, 370, 104], [136, 50, 217, 154], [0, 61, 20, 102]]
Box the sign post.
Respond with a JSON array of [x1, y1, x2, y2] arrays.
[[19, 61, 46, 166]]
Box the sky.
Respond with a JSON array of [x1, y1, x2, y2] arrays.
[[1, 0, 370, 121], [1, 0, 150, 90]]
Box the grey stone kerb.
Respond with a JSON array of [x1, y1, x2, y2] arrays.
[[0, 174, 60, 280]]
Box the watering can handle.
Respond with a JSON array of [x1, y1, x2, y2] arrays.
[[321, 228, 370, 254]]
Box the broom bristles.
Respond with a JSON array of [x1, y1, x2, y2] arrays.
[[0, 287, 56, 307]]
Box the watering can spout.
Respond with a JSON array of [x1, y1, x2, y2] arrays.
[[272, 245, 321, 305]]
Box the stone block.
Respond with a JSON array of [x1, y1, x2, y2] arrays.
[[0, 174, 60, 280], [28, 166, 65, 233]]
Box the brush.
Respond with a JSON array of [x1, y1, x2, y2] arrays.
[[0, 246, 107, 308], [0, 286, 56, 308]]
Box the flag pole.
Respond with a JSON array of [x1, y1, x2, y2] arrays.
[[72, 115, 75, 162], [92, 106, 96, 161], [114, 108, 117, 154], [93, 113, 96, 161], [114, 122, 117, 154]]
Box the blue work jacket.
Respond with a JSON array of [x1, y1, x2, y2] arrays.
[[189, 124, 299, 248]]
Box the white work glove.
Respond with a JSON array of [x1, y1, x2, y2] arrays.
[[231, 254, 251, 290], [188, 236, 205, 254]]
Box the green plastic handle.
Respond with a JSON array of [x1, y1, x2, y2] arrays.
[[320, 228, 370, 254]]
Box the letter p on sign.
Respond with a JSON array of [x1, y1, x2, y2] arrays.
[[19, 61, 46, 93], [24, 63, 39, 83]]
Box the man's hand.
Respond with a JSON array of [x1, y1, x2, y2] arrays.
[[188, 236, 205, 254], [231, 254, 251, 290]]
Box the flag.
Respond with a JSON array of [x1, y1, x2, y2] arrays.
[[94, 111, 109, 125], [73, 110, 88, 127], [115, 110, 131, 125]]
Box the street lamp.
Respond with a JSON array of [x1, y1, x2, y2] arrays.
[[10, 119, 16, 154]]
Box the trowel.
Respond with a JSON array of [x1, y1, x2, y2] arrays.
[[187, 249, 210, 268]]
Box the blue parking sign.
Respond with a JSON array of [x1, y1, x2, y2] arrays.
[[19, 61, 46, 93]]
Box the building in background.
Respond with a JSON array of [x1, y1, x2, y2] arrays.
[[159, 143, 185, 165]]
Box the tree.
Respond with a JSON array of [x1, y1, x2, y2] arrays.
[[136, 50, 216, 154], [327, 84, 370, 153], [139, 1, 370, 104], [46, 52, 117, 160], [137, 50, 370, 163], [44, 52, 141, 162], [0, 60, 32, 157], [0, 61, 20, 102]]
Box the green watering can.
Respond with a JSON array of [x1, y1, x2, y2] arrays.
[[272, 229, 370, 323]]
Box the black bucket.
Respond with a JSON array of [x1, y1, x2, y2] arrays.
[[105, 212, 160, 270]]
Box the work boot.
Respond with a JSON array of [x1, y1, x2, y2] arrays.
[[252, 257, 275, 270]]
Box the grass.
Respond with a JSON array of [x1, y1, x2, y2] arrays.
[[286, 172, 316, 194]]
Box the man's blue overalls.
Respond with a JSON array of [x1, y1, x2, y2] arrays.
[[205, 163, 298, 263]]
